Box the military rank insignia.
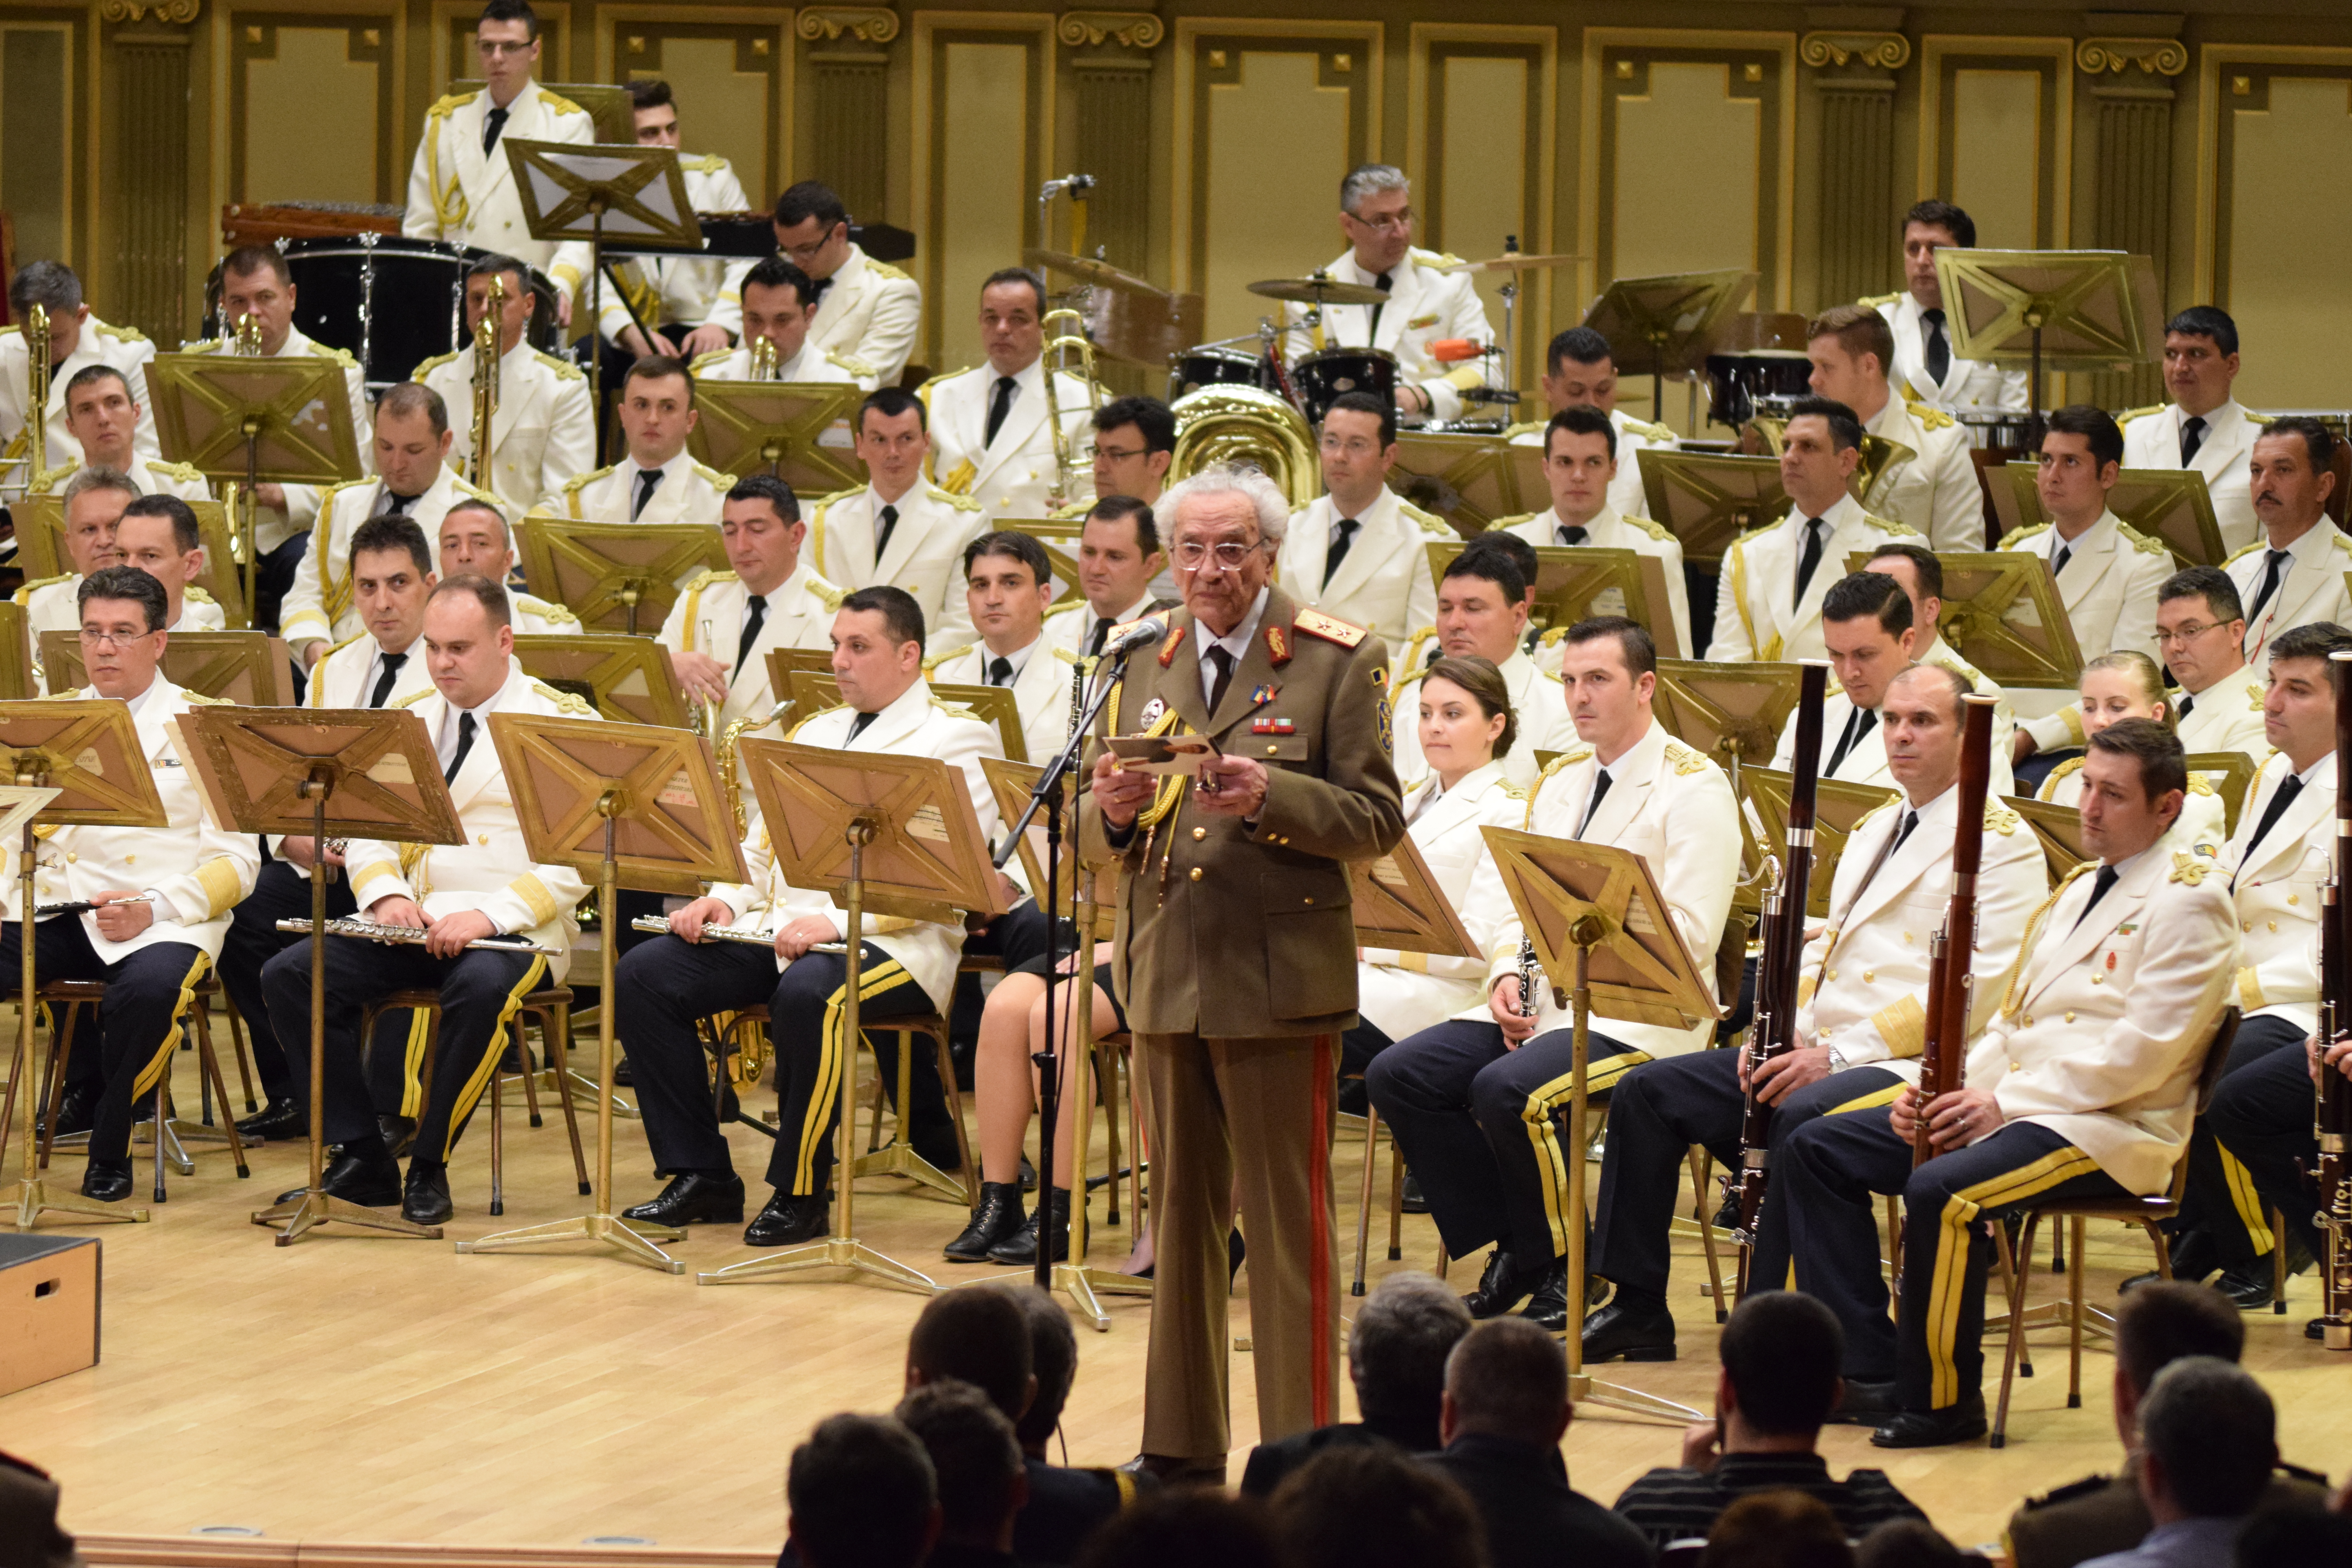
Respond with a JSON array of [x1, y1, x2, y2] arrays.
[[1266, 625, 1292, 666], [1371, 664, 1394, 756], [1252, 716, 1295, 735]]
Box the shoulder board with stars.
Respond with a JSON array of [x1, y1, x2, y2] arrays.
[[1292, 607, 1367, 649]]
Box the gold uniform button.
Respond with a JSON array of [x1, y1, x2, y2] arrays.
[[2268, 920, 2278, 933], [2064, 1010, 2076, 1024], [2024, 1015, 2034, 1027], [1267, 745, 1279, 756], [125, 855, 134, 864], [65, 852, 76, 864], [1825, 969, 1837, 982], [1189, 867, 1203, 882], [2289, 893, 2300, 906], [1191, 826, 1206, 841], [1863, 970, 1875, 983], [479, 833, 490, 846], [2244, 921, 2255, 933], [2091, 974, 2103, 984]]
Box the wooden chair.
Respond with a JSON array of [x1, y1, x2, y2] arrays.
[[1988, 1006, 2242, 1447]]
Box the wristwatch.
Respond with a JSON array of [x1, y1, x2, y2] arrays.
[[1824, 1045, 1849, 1074]]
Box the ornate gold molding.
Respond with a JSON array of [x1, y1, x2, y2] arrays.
[[101, 0, 199, 20], [2076, 38, 2187, 77], [796, 9, 899, 45], [1058, 12, 1163, 50], [1799, 31, 1909, 70]]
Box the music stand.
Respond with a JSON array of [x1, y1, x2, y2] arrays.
[[690, 382, 867, 491], [515, 517, 726, 635], [0, 605, 34, 701], [15, 495, 253, 630], [1741, 768, 1900, 920], [1990, 465, 2227, 567], [1390, 432, 1547, 533], [700, 737, 1010, 1291], [511, 635, 692, 730], [1582, 270, 1758, 427], [39, 631, 292, 706], [1907, 553, 2083, 693], [1481, 825, 1714, 1423], [1653, 660, 1805, 800], [2002, 795, 2088, 883], [455, 714, 744, 1274], [145, 353, 361, 619], [1003, 519, 1088, 605], [175, 705, 462, 1243], [1932, 249, 2163, 437], [929, 682, 1029, 764], [1636, 450, 1790, 568], [504, 139, 700, 430], [1425, 541, 1681, 657], [2184, 751, 2258, 837], [765, 647, 837, 704]]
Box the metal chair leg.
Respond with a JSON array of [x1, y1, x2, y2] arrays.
[[1991, 1211, 2034, 1448], [1691, 1148, 1728, 1321], [488, 1053, 505, 1217], [929, 1028, 978, 1201], [1352, 1099, 1379, 1297], [513, 1016, 544, 1130], [2067, 1214, 2087, 1408], [191, 1002, 249, 1178]]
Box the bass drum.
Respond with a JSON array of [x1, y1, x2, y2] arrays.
[[1168, 347, 1272, 401], [1292, 347, 1396, 426]]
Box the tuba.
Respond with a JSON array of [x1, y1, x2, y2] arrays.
[[470, 274, 506, 490], [1169, 385, 1319, 508], [1038, 307, 1105, 512], [748, 334, 781, 381], [22, 302, 49, 486]]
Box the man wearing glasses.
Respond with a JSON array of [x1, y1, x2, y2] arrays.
[[2155, 568, 2267, 762], [1281, 164, 1497, 425], [732, 181, 921, 390], [403, 0, 590, 323], [1274, 392, 1446, 661]]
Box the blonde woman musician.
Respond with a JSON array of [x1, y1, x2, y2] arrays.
[[2038, 650, 2227, 848]]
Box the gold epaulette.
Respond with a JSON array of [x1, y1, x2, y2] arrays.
[[12, 572, 73, 606], [1530, 748, 1594, 824], [1985, 800, 2021, 836], [1399, 498, 1455, 539], [1626, 513, 1676, 543], [321, 630, 370, 664], [2116, 521, 2168, 557], [535, 350, 584, 381], [454, 475, 505, 509], [2006, 523, 2054, 546], [1293, 606, 1368, 648], [690, 459, 733, 491], [1857, 292, 1902, 308], [529, 678, 595, 717], [927, 483, 982, 513], [146, 458, 207, 485], [1502, 420, 1545, 439], [2185, 773, 2215, 797], [866, 258, 914, 284], [2036, 755, 2087, 801], [187, 585, 216, 605], [919, 647, 961, 675], [2221, 539, 2263, 568], [1620, 415, 1676, 443], [913, 368, 964, 405], [426, 90, 480, 120], [1860, 512, 1918, 537], [562, 464, 617, 497], [1410, 247, 1466, 268], [95, 321, 147, 345], [2169, 850, 2212, 886], [1486, 512, 1539, 533], [684, 152, 729, 174], [393, 686, 436, 708], [540, 89, 586, 117], [1664, 737, 1709, 776], [1911, 403, 1956, 431], [807, 572, 848, 612], [827, 349, 876, 379], [681, 566, 735, 592], [517, 592, 579, 626], [181, 690, 232, 707], [2115, 404, 2165, 427], [689, 347, 733, 376], [308, 341, 361, 371], [2246, 409, 2277, 427]]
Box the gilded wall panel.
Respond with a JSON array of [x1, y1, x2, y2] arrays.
[[912, 13, 1052, 373], [231, 15, 394, 207], [0, 17, 79, 267], [1917, 38, 2073, 248], [600, 13, 787, 206]]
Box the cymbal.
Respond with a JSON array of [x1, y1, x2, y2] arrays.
[[1436, 252, 1588, 275], [1247, 273, 1390, 306], [1022, 249, 1165, 297]]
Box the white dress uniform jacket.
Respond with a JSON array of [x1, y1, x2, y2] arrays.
[[926, 635, 1079, 766], [922, 359, 1097, 524], [2036, 757, 2227, 856], [712, 245, 921, 388], [1768, 683, 2015, 798], [2222, 519, 2352, 665], [707, 679, 1002, 1008], [1796, 786, 2047, 1082], [417, 338, 594, 514], [660, 562, 847, 733], [690, 340, 873, 390], [1277, 489, 1447, 662], [29, 456, 212, 505], [1863, 393, 1983, 554], [1496, 505, 1692, 657], [283, 465, 505, 650], [2002, 511, 2171, 740], [1386, 640, 1574, 794], [1281, 248, 1496, 423], [1043, 592, 1162, 665], [1708, 493, 1918, 663], [344, 665, 594, 981], [269, 630, 438, 868], [807, 483, 988, 654], [2122, 401, 2264, 555], [1508, 410, 1674, 524], [509, 592, 579, 636], [1970, 840, 2238, 1196], [1871, 292, 2028, 413], [1455, 718, 1740, 1058], [1, 316, 159, 482], [2222, 750, 2333, 1034], [1356, 762, 1523, 1043], [556, 453, 731, 525], [403, 82, 592, 292], [2174, 671, 2270, 762], [176, 324, 371, 552], [3, 681, 260, 966], [594, 153, 749, 342]]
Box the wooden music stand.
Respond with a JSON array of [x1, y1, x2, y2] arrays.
[[2002, 795, 2089, 883], [690, 381, 867, 491], [1425, 540, 1682, 657], [39, 631, 292, 706], [456, 715, 745, 1274], [1636, 450, 1790, 568], [15, 494, 254, 629], [1582, 269, 1758, 427], [1653, 660, 1805, 799], [765, 646, 836, 705], [175, 705, 462, 1244], [144, 352, 360, 620], [1989, 464, 2227, 568], [929, 681, 1029, 764], [1741, 768, 1900, 920], [1002, 518, 1088, 605], [2184, 750, 2257, 837], [0, 697, 172, 1231], [1389, 432, 1548, 534], [1910, 553, 2084, 693], [1481, 825, 1715, 1424], [511, 635, 692, 730], [700, 736, 1009, 1292], [0, 604, 33, 701], [1933, 249, 2162, 430], [1350, 830, 1480, 961], [514, 517, 727, 635]]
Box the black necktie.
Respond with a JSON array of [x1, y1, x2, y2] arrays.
[[1369, 271, 1394, 339], [2072, 864, 2122, 932], [632, 467, 664, 521], [875, 503, 900, 561], [2175, 692, 2195, 720], [846, 711, 877, 744], [1576, 769, 1613, 840], [1205, 646, 1235, 714], [1325, 518, 1359, 586], [379, 490, 418, 516], [368, 652, 406, 708], [1826, 707, 1878, 775], [807, 275, 835, 310], [1794, 517, 1828, 607], [483, 105, 509, 155], [2245, 773, 2305, 860], [735, 594, 768, 675], [2052, 535, 2074, 579], [989, 655, 1014, 687], [984, 376, 1019, 447], [1892, 808, 1919, 853], [1559, 524, 1590, 547], [444, 711, 476, 784], [1088, 617, 1113, 657], [1922, 307, 1951, 385], [2181, 415, 2208, 466], [2248, 548, 2290, 622]]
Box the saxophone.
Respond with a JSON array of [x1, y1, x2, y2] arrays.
[[470, 274, 505, 490], [715, 697, 796, 838], [749, 334, 780, 381]]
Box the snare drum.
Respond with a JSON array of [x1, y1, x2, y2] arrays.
[[1292, 347, 1397, 425], [1703, 351, 1814, 430], [1168, 348, 1271, 401], [1954, 410, 2038, 453]]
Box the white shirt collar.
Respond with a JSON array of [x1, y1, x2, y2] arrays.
[[1196, 587, 1271, 698], [978, 635, 1041, 683], [1549, 505, 1614, 542], [441, 680, 504, 768], [623, 450, 688, 487], [2295, 751, 2332, 788]]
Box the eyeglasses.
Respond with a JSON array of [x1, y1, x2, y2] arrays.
[[476, 38, 534, 56], [79, 628, 156, 649], [1318, 436, 1383, 459], [1171, 540, 1266, 570], [780, 225, 846, 264], [1089, 444, 1149, 464], [2155, 622, 2227, 646], [1346, 208, 1415, 234]]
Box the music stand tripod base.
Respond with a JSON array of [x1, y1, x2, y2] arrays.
[[456, 1211, 683, 1273], [251, 1189, 441, 1244]]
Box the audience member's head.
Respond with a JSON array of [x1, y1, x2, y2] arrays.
[[906, 1284, 1036, 1425], [1439, 1317, 1571, 1448], [1702, 1490, 1855, 1568], [2112, 1281, 2244, 1440], [1012, 1286, 1079, 1456], [895, 1379, 1029, 1553], [1349, 1272, 1473, 1442], [1072, 1491, 1285, 1568], [1719, 1291, 1845, 1443], [1270, 1446, 1483, 1568], [2232, 1505, 2352, 1567], [786, 1414, 939, 1568], [2136, 1357, 2277, 1524], [1853, 1518, 1979, 1568]]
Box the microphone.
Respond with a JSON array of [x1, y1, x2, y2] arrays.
[[1099, 615, 1172, 659]]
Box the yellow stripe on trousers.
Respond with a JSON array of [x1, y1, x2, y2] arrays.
[[794, 959, 909, 1196], [433, 953, 550, 1162], [2219, 1147, 2277, 1257], [1925, 1145, 2102, 1408], [399, 1010, 434, 1117], [1829, 1082, 1906, 1116], [129, 952, 213, 1100], [1523, 1049, 1651, 1256]]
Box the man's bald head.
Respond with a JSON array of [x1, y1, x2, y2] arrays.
[[1886, 661, 1969, 722]]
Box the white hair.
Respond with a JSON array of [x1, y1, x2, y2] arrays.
[[1340, 163, 1410, 216], [1160, 462, 1289, 548]]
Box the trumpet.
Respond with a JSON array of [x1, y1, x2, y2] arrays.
[[1038, 306, 1104, 512], [470, 274, 505, 490], [23, 301, 48, 486], [748, 333, 780, 380]]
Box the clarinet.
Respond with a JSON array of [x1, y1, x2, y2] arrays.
[[1729, 660, 1827, 1241], [2314, 653, 2352, 1350], [1516, 936, 1542, 1018], [1913, 694, 1997, 1169]]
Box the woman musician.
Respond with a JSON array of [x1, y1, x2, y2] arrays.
[[2036, 651, 2227, 849]]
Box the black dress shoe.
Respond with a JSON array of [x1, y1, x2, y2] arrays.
[[1711, 1192, 1743, 1233], [36, 1085, 97, 1140], [2122, 1227, 2221, 1293], [1579, 1297, 1677, 1362], [317, 1145, 402, 1207], [744, 1191, 831, 1247], [613, 1055, 635, 1087], [944, 1181, 1026, 1262], [235, 1097, 308, 1142], [1827, 1377, 1899, 1426], [377, 1114, 417, 1159], [1401, 1170, 1428, 1213], [1118, 1453, 1226, 1486], [991, 1187, 1071, 1265], [81, 1160, 134, 1202], [2215, 1261, 2278, 1310], [401, 1161, 454, 1225], [1461, 1248, 1546, 1319], [1871, 1397, 1988, 1449], [1522, 1261, 1574, 1332], [624, 1171, 746, 1227]]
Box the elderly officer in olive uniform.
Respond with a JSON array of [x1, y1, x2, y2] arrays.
[[1085, 461, 1405, 1479]]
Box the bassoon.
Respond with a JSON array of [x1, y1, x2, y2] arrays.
[[2314, 653, 2352, 1350], [1913, 694, 1997, 1168]]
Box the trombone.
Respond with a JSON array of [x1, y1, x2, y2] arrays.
[[470, 274, 506, 490], [22, 301, 48, 489], [1038, 307, 1104, 512]]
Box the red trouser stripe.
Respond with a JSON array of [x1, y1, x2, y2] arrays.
[[1308, 1032, 1336, 1428]]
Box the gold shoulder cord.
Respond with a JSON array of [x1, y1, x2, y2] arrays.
[[1134, 708, 1189, 833]]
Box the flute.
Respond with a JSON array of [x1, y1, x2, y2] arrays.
[[630, 915, 845, 954], [275, 916, 564, 957]]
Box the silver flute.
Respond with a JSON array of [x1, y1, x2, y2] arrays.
[[276, 916, 564, 956], [630, 915, 844, 954]]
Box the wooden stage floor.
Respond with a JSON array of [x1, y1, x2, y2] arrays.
[[2, 1049, 2341, 1557]]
